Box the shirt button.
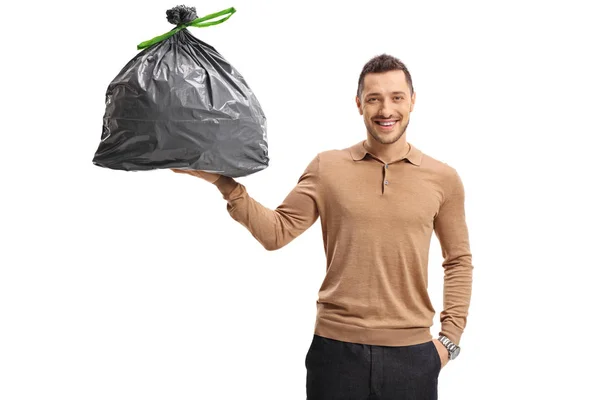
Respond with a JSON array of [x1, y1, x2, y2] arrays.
[[385, 164, 389, 169], [384, 180, 389, 185]]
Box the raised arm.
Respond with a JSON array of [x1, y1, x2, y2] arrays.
[[210, 154, 321, 251]]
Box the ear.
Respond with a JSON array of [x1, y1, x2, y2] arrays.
[[409, 91, 416, 112], [355, 96, 363, 115]]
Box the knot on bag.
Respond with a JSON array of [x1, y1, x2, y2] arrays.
[[166, 5, 198, 25]]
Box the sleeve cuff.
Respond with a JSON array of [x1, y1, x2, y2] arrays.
[[213, 175, 238, 198], [439, 323, 464, 346]]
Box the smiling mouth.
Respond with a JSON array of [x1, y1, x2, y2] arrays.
[[374, 120, 399, 128]]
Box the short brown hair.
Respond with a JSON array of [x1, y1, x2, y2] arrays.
[[357, 54, 414, 98]]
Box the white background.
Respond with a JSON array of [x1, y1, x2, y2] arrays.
[[1, 0, 599, 399]]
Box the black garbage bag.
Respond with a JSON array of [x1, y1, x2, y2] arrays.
[[92, 5, 269, 178]]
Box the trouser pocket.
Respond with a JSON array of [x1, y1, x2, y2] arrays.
[[430, 340, 442, 374]]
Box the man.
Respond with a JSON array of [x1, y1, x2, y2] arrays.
[[172, 54, 474, 400]]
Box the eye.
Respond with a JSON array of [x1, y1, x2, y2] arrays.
[[367, 98, 378, 103], [394, 96, 404, 101]]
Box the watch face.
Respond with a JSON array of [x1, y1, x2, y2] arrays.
[[451, 347, 461, 359]]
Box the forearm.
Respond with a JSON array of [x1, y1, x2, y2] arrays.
[[440, 253, 473, 345], [213, 175, 238, 197], [212, 162, 319, 250], [212, 176, 278, 250]]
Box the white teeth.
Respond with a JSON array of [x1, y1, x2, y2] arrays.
[[378, 121, 395, 126]]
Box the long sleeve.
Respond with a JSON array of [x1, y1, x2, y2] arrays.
[[433, 168, 474, 345], [212, 155, 321, 251]]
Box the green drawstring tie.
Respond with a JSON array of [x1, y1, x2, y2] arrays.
[[137, 7, 236, 50]]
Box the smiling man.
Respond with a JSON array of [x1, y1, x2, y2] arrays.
[[172, 54, 474, 400]]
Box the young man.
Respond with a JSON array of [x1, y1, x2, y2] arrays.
[[172, 54, 474, 400]]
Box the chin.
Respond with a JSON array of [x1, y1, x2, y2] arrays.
[[370, 131, 405, 145]]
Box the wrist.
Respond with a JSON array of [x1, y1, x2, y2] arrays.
[[438, 335, 461, 360], [214, 175, 237, 195]]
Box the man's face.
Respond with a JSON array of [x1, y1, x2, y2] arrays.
[[356, 70, 416, 145]]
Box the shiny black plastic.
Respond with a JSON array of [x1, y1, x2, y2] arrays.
[[92, 28, 268, 177]]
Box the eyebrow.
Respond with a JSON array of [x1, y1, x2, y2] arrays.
[[365, 91, 408, 97]]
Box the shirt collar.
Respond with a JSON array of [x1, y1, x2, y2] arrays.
[[349, 140, 423, 166]]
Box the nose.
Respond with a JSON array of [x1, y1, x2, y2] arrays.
[[378, 98, 393, 117]]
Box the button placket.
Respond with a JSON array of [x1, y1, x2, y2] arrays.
[[383, 163, 389, 193]]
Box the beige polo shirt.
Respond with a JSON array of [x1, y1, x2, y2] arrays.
[[214, 140, 473, 346]]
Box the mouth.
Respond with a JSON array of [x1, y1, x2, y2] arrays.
[[374, 119, 399, 130]]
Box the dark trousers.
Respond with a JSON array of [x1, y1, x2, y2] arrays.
[[305, 334, 441, 400]]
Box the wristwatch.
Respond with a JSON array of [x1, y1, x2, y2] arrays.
[[438, 335, 461, 360]]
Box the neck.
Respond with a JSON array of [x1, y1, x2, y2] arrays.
[[364, 135, 410, 164]]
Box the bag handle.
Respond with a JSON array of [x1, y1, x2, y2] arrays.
[[137, 7, 236, 50]]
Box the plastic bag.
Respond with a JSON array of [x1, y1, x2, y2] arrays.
[[92, 5, 269, 178]]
